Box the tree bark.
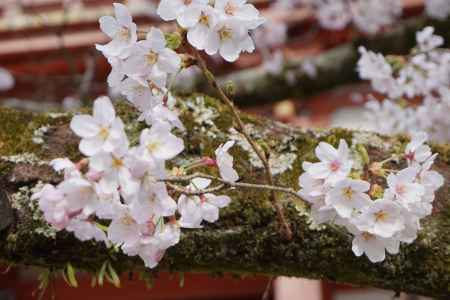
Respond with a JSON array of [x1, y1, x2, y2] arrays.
[[183, 16, 450, 106], [0, 96, 449, 298]]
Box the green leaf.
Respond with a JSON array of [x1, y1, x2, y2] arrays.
[[95, 222, 109, 232], [66, 262, 78, 288], [98, 261, 108, 287], [106, 262, 121, 288], [165, 32, 183, 50]]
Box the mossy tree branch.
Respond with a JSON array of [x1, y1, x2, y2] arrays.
[[182, 16, 450, 106], [0, 95, 449, 298]]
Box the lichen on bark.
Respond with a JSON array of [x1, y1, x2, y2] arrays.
[[0, 94, 449, 298]]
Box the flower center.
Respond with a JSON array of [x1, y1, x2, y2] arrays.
[[184, 0, 192, 5], [112, 156, 124, 169], [362, 232, 374, 241], [219, 26, 233, 41], [199, 13, 210, 26], [342, 187, 353, 200], [117, 27, 130, 41], [99, 127, 109, 140], [121, 214, 135, 226], [330, 160, 341, 172], [396, 184, 406, 196], [146, 51, 159, 65], [147, 141, 160, 153], [405, 151, 415, 162], [224, 2, 237, 15], [374, 210, 388, 222]]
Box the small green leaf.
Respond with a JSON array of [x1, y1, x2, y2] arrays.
[[66, 262, 78, 288], [106, 262, 121, 288], [356, 144, 370, 165], [98, 261, 108, 287], [95, 222, 109, 232], [165, 32, 183, 50]]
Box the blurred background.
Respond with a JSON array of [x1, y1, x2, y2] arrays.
[[0, 0, 446, 299]]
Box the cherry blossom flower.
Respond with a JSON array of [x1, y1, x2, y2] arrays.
[[70, 96, 128, 156], [186, 5, 219, 50], [351, 231, 400, 263], [123, 27, 181, 76], [32, 184, 70, 230], [119, 75, 166, 111], [417, 26, 444, 52], [405, 132, 432, 166], [178, 178, 231, 228], [66, 219, 108, 243], [355, 198, 405, 238], [130, 182, 177, 224], [386, 167, 425, 205], [139, 103, 185, 130], [215, 0, 264, 27], [326, 179, 372, 218], [204, 18, 255, 62], [305, 140, 352, 184], [89, 147, 140, 202], [138, 122, 184, 161], [108, 206, 141, 248], [215, 141, 239, 182], [96, 3, 137, 58], [157, 0, 208, 27]]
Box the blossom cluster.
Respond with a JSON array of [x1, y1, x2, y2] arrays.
[[32, 2, 245, 269], [298, 134, 443, 262], [157, 0, 264, 62], [358, 27, 450, 142], [32, 95, 239, 268]]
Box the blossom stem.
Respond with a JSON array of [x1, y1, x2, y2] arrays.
[[163, 173, 302, 201], [191, 47, 293, 240]]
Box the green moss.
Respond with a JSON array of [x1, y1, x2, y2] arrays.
[[0, 96, 449, 298]]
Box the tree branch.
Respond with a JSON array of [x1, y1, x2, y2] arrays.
[[0, 96, 449, 298]]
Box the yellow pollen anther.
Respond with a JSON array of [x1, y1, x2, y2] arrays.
[[121, 215, 135, 226], [374, 211, 388, 222], [199, 13, 209, 26], [146, 51, 159, 65], [219, 27, 232, 40], [147, 141, 160, 153], [112, 156, 124, 168], [342, 187, 353, 200], [99, 127, 109, 140], [362, 232, 374, 241], [117, 28, 130, 40]]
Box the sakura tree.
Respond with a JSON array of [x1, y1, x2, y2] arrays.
[[0, 1, 449, 299]]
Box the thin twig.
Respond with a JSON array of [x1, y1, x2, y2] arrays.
[[191, 47, 292, 240], [163, 173, 303, 201], [167, 182, 226, 195]]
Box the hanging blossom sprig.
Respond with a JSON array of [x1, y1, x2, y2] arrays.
[[299, 133, 444, 262], [358, 26, 450, 142], [31, 1, 298, 270], [31, 1, 445, 270]]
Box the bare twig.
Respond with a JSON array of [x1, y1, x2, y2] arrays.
[[163, 173, 303, 201], [191, 47, 292, 240]]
